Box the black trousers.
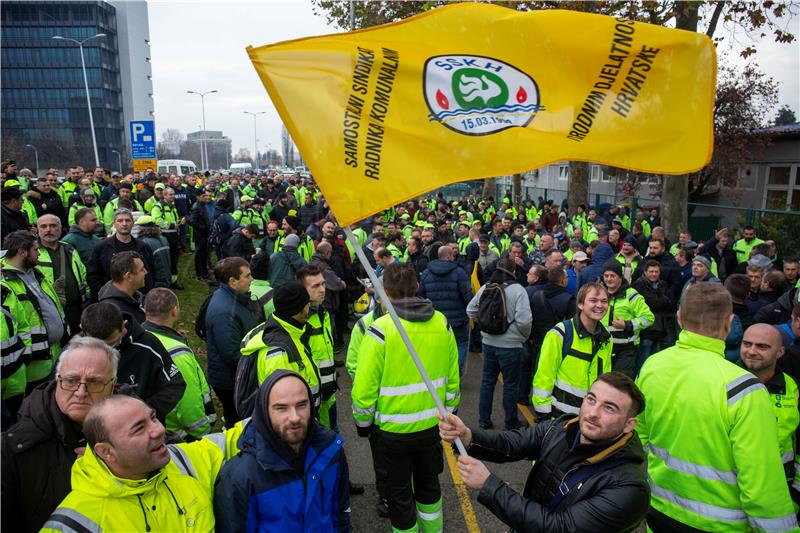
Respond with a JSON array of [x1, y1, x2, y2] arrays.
[[165, 232, 180, 278], [372, 428, 443, 531], [212, 385, 241, 429], [194, 238, 211, 277]]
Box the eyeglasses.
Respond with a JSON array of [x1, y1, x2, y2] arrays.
[[57, 376, 115, 393]]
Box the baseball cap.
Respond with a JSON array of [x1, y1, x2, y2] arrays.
[[155, 183, 166, 190], [572, 251, 589, 262]]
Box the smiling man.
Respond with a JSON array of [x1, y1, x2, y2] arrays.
[[439, 372, 649, 532], [41, 394, 237, 532], [2, 337, 117, 533]]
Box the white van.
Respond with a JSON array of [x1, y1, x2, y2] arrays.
[[230, 162, 253, 175], [157, 159, 197, 175]]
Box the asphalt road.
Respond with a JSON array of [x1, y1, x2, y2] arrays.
[[335, 348, 533, 533]]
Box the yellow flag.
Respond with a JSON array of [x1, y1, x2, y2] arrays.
[[248, 3, 715, 226]]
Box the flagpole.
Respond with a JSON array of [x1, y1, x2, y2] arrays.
[[344, 226, 468, 456]]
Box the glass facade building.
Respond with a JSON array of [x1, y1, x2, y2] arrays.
[[1, 1, 125, 170]]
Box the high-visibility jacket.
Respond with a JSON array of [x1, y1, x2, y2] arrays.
[[241, 315, 321, 407], [732, 237, 766, 264], [346, 306, 384, 378], [41, 425, 245, 533], [615, 252, 642, 284], [35, 243, 90, 308], [102, 196, 143, 227], [1, 287, 29, 400], [58, 180, 77, 207], [352, 308, 460, 434], [232, 207, 266, 229], [457, 236, 471, 255], [526, 206, 540, 222], [763, 371, 800, 485], [524, 235, 540, 256], [532, 317, 612, 416], [636, 330, 798, 532], [386, 242, 404, 260], [143, 195, 159, 214], [249, 279, 275, 322], [572, 212, 587, 233], [489, 233, 510, 255], [275, 233, 314, 262], [0, 265, 65, 383], [308, 306, 337, 429], [601, 285, 653, 351], [145, 322, 217, 441], [151, 200, 180, 235], [67, 202, 102, 228], [619, 214, 631, 231]]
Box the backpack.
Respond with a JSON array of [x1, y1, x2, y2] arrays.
[[195, 282, 220, 341], [249, 289, 274, 324], [476, 282, 512, 334], [234, 348, 260, 419], [209, 217, 224, 248]]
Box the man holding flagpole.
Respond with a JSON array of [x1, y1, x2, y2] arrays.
[[352, 262, 460, 533]]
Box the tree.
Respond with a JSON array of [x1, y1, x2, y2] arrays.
[[157, 128, 184, 158], [775, 104, 798, 126], [234, 147, 253, 164]]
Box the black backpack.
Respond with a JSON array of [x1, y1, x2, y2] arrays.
[[476, 282, 512, 334], [209, 217, 224, 248], [195, 282, 220, 341]]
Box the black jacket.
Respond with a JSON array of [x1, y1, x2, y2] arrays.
[[754, 287, 798, 325], [632, 276, 677, 340], [97, 281, 146, 324], [223, 228, 255, 260], [31, 188, 67, 226], [87, 235, 155, 299], [1, 381, 84, 533], [470, 416, 649, 533], [116, 314, 185, 422], [701, 237, 738, 281], [632, 252, 683, 302], [529, 282, 576, 345], [189, 200, 212, 238], [0, 204, 30, 243]]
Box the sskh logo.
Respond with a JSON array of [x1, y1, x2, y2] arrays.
[[423, 55, 542, 136]]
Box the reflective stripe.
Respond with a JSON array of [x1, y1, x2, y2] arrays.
[[782, 451, 795, 464], [29, 325, 47, 335], [534, 402, 553, 414], [168, 444, 197, 478], [353, 403, 375, 416], [317, 359, 334, 368], [131, 341, 171, 380], [380, 376, 447, 397], [366, 325, 385, 345], [264, 348, 286, 361], [185, 416, 214, 432], [533, 387, 553, 399], [355, 418, 373, 428], [153, 246, 170, 254], [417, 509, 442, 521], [204, 432, 227, 455], [1, 345, 25, 366], [1, 336, 20, 349], [726, 374, 765, 405], [551, 398, 580, 414], [647, 444, 738, 484], [650, 479, 746, 523], [612, 335, 637, 344], [29, 341, 49, 353], [42, 508, 102, 533], [445, 391, 459, 401], [748, 513, 800, 532], [554, 378, 587, 398], [320, 374, 335, 384], [376, 407, 438, 425]]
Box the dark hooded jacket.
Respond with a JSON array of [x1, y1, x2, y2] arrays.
[[1, 381, 84, 533], [205, 284, 257, 390], [632, 251, 683, 302], [469, 415, 649, 533], [529, 282, 576, 345], [577, 243, 615, 288], [754, 287, 798, 325], [97, 281, 146, 323], [418, 259, 473, 327], [87, 234, 155, 299], [115, 314, 185, 422], [214, 369, 351, 532]]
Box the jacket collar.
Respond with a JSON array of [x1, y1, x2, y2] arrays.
[[675, 329, 725, 357]]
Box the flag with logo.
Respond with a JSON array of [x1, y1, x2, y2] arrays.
[[248, 2, 715, 227]]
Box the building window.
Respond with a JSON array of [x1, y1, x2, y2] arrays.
[[763, 165, 798, 211], [590, 166, 599, 182], [558, 165, 569, 180], [737, 165, 757, 190]]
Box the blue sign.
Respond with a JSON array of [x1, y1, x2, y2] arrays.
[[130, 120, 156, 159]]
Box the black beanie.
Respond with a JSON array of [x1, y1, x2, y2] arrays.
[[603, 260, 623, 278], [284, 215, 301, 231], [623, 234, 638, 246], [274, 281, 310, 318]]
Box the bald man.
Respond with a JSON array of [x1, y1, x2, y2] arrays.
[[36, 214, 90, 334], [741, 323, 800, 499]]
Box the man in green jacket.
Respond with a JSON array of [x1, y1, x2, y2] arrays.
[[61, 207, 101, 266], [636, 283, 797, 532], [143, 288, 217, 442]]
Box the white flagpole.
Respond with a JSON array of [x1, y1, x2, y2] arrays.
[[344, 226, 468, 456]]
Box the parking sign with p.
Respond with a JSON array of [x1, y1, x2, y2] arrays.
[[130, 120, 156, 159]]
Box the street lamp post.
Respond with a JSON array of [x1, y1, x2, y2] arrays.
[[52, 33, 105, 167], [24, 144, 39, 178], [187, 89, 217, 170], [243, 111, 266, 170], [111, 149, 123, 175]]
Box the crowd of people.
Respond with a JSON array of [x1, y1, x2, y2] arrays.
[[1, 157, 800, 532]]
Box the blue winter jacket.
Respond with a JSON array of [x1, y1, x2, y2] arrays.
[[205, 283, 257, 390], [214, 370, 351, 532], [577, 243, 614, 288], [418, 259, 473, 327]]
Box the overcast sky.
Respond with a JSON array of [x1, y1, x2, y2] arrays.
[[148, 0, 800, 163]]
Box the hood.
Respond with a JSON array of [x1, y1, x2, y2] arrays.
[[563, 417, 645, 465], [425, 259, 459, 275], [248, 369, 316, 471], [590, 243, 614, 266], [7, 380, 84, 453], [391, 297, 435, 322], [542, 282, 568, 299], [119, 312, 148, 347], [98, 281, 140, 305], [776, 287, 799, 312], [68, 225, 93, 238]]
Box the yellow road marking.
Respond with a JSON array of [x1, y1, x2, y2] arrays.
[[443, 441, 481, 533]]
